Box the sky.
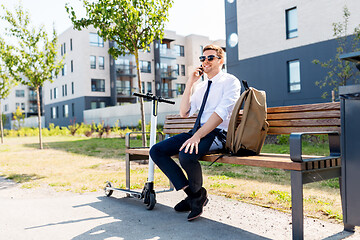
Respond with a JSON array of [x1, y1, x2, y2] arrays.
[[0, 0, 226, 41]]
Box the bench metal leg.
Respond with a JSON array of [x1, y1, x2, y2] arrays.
[[126, 153, 130, 190], [291, 171, 304, 240]]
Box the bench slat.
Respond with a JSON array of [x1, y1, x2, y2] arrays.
[[268, 118, 340, 127], [267, 102, 340, 114], [164, 123, 194, 129], [268, 126, 340, 134], [267, 110, 340, 120], [126, 148, 342, 171]]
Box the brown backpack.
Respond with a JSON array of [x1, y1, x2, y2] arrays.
[[225, 81, 269, 156]]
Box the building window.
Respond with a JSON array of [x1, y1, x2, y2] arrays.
[[175, 64, 179, 76], [65, 84, 67, 96], [71, 60, 73, 72], [50, 89, 52, 100], [62, 64, 67, 76], [89, 33, 104, 47], [91, 102, 97, 109], [70, 38, 73, 51], [71, 82, 74, 94], [176, 83, 186, 95], [4, 104, 8, 112], [175, 45, 185, 57], [286, 7, 298, 39], [62, 85, 64, 97], [140, 60, 151, 73], [51, 106, 57, 119], [15, 90, 25, 97], [63, 43, 66, 54], [99, 102, 105, 108], [72, 103, 75, 117], [147, 82, 152, 93], [90, 56, 96, 69], [288, 60, 301, 92], [99, 56, 105, 70], [181, 65, 185, 76], [21, 102, 25, 111], [141, 82, 145, 93], [61, 44, 63, 56], [63, 104, 69, 118], [54, 87, 58, 99], [91, 79, 105, 92]]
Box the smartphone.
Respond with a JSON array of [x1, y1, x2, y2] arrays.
[[198, 65, 204, 76]]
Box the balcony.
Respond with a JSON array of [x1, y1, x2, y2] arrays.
[[116, 64, 136, 77], [160, 48, 177, 59]]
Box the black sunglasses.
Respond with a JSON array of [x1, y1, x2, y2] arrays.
[[199, 55, 221, 62]]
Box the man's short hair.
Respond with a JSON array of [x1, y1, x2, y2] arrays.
[[203, 44, 225, 59]]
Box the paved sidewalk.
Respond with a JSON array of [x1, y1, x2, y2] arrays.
[[0, 177, 359, 240]]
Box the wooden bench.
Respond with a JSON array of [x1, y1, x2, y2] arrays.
[[125, 102, 344, 240]]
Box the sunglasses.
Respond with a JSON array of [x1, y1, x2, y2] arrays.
[[199, 55, 221, 62]]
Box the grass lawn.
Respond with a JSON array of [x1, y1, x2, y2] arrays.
[[0, 136, 342, 222]]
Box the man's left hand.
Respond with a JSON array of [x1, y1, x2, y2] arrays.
[[179, 134, 201, 154]]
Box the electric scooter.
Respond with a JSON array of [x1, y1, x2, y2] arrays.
[[104, 92, 175, 210]]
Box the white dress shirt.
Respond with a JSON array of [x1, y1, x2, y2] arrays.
[[189, 71, 241, 131]]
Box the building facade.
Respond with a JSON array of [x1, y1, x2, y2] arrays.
[[42, 26, 225, 127], [225, 0, 360, 107]]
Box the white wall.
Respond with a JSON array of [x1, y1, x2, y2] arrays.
[[236, 0, 360, 60], [83, 96, 182, 127], [11, 116, 45, 129]]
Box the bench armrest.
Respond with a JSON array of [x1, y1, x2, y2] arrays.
[[290, 131, 340, 162], [125, 131, 164, 149]]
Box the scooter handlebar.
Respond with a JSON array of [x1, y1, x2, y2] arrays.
[[133, 92, 175, 105]]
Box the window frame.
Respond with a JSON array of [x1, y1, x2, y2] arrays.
[[286, 7, 298, 39], [288, 59, 301, 93]]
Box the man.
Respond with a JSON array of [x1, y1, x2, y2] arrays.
[[150, 44, 240, 221]]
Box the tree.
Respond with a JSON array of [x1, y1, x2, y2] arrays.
[[0, 3, 64, 149], [0, 40, 18, 144], [66, 0, 173, 147], [313, 6, 360, 100]]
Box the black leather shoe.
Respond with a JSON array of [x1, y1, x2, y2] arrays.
[[187, 187, 208, 221], [174, 196, 191, 212]]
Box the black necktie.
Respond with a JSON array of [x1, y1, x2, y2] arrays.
[[192, 80, 212, 134]]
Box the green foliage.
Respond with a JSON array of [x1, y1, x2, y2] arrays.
[[312, 6, 360, 100], [66, 0, 173, 57], [276, 135, 289, 145]]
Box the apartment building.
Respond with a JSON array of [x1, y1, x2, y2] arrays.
[[225, 0, 360, 107], [42, 26, 225, 127], [1, 85, 41, 129]]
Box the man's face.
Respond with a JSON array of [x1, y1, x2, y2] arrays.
[[201, 50, 223, 74]]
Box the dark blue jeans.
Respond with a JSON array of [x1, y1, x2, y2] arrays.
[[149, 129, 218, 193]]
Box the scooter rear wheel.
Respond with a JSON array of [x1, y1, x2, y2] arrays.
[[104, 181, 114, 197]]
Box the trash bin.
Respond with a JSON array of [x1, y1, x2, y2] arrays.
[[340, 84, 360, 230]]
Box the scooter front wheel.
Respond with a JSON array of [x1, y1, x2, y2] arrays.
[[146, 192, 156, 210]]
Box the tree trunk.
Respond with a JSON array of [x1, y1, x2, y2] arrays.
[[36, 86, 43, 149], [134, 49, 147, 147], [0, 100, 4, 144]]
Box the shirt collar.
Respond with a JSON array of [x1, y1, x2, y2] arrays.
[[207, 71, 224, 83]]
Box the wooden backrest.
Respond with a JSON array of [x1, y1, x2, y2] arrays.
[[163, 102, 341, 135]]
